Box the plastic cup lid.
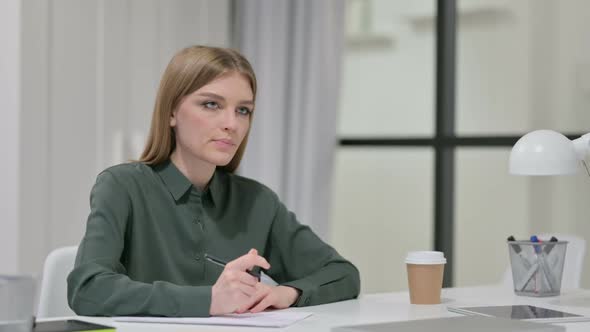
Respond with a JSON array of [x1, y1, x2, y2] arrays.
[[405, 251, 447, 265]]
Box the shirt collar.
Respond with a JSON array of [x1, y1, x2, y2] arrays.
[[208, 169, 224, 206], [154, 159, 223, 205], [154, 160, 192, 202]]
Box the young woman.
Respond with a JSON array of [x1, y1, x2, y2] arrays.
[[67, 45, 360, 317]]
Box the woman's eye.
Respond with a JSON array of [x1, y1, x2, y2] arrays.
[[236, 107, 252, 116], [202, 101, 219, 109]]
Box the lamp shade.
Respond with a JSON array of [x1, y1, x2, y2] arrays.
[[509, 129, 579, 175]]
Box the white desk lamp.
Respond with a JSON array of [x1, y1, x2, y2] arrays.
[[508, 130, 590, 302], [509, 129, 590, 176]]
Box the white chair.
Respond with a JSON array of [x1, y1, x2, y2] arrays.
[[502, 234, 586, 290], [37, 246, 78, 318]]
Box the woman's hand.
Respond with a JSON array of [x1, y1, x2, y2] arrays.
[[209, 249, 270, 315], [235, 283, 301, 314]]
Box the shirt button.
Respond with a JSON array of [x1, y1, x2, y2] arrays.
[[195, 219, 204, 230], [195, 255, 201, 261]]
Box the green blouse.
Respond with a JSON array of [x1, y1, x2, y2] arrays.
[[67, 160, 360, 317]]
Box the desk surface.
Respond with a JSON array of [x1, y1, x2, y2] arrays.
[[44, 285, 590, 331]]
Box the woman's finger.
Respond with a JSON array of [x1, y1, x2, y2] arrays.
[[226, 251, 270, 272], [235, 286, 271, 314], [249, 294, 274, 313], [228, 270, 258, 286]]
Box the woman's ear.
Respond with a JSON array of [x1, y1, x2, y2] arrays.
[[170, 111, 177, 127]]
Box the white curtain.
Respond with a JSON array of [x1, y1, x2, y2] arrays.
[[234, 0, 345, 239]]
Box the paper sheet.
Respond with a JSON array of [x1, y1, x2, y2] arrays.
[[114, 311, 313, 328]]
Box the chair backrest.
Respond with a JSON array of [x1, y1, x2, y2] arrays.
[[501, 234, 586, 290], [37, 246, 78, 318]]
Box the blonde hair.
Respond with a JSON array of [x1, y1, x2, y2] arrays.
[[139, 45, 257, 173]]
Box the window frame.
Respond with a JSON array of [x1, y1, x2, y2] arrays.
[[338, 0, 585, 287]]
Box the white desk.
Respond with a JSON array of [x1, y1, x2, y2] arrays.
[[44, 285, 590, 331]]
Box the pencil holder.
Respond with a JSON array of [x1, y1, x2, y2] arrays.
[[507, 240, 567, 297]]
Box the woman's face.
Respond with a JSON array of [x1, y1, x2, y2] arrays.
[[170, 71, 254, 167]]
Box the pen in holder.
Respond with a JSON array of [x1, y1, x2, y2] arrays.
[[507, 239, 567, 297]]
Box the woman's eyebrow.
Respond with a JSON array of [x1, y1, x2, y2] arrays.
[[239, 100, 255, 106], [196, 92, 224, 100], [197, 92, 254, 106]]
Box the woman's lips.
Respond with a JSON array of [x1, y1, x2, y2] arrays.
[[212, 139, 235, 149]]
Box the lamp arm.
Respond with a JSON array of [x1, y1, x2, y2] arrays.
[[572, 133, 590, 161]]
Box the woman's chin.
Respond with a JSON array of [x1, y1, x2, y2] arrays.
[[204, 150, 237, 167], [215, 161, 231, 167], [210, 156, 234, 167]]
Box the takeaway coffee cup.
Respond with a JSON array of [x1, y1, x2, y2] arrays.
[[405, 251, 446, 304]]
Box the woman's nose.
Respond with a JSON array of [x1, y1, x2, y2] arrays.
[[221, 109, 237, 131]]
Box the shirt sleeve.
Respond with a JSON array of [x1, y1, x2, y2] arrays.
[[67, 171, 212, 317], [264, 195, 361, 307]]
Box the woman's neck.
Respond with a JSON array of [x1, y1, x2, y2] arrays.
[[169, 149, 215, 191]]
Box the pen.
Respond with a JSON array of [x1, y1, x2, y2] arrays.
[[530, 235, 542, 254], [543, 236, 559, 254], [507, 236, 533, 268], [508, 236, 536, 291], [544, 236, 562, 272], [530, 235, 555, 292], [508, 236, 525, 255], [204, 253, 261, 281], [516, 261, 539, 291], [514, 236, 546, 292]]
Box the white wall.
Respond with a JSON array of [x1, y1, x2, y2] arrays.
[[0, 0, 21, 274], [19, 0, 50, 278], [527, 0, 590, 288], [3, 0, 231, 277]]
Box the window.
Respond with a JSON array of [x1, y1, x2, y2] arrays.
[[331, 0, 590, 293]]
